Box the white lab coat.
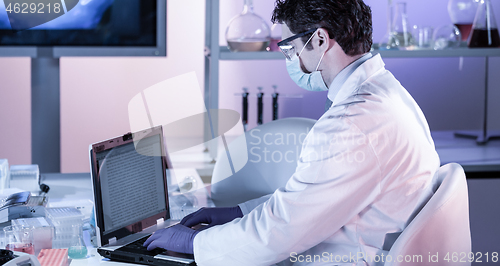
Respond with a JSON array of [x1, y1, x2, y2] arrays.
[[193, 54, 440, 266]]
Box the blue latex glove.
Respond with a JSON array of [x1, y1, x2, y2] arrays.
[[143, 224, 199, 254], [180, 206, 243, 229]]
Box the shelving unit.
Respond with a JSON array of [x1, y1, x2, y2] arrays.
[[204, 0, 500, 147]]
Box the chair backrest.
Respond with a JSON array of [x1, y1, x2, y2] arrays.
[[210, 117, 316, 207], [386, 163, 471, 266]]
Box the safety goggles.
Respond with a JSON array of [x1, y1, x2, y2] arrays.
[[277, 28, 318, 61]]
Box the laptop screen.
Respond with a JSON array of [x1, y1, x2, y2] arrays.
[[95, 134, 166, 234], [91, 126, 170, 246]]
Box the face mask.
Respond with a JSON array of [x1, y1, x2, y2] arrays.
[[285, 31, 328, 92], [286, 54, 328, 91]]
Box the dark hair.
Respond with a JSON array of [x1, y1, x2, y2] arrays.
[[271, 0, 373, 56]]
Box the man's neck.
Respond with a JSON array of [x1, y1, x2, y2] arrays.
[[321, 47, 364, 88]]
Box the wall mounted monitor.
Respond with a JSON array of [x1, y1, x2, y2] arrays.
[[0, 0, 166, 57]]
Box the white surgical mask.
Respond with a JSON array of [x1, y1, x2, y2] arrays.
[[285, 31, 328, 92]]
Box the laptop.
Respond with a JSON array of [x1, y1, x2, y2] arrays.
[[89, 126, 196, 265]]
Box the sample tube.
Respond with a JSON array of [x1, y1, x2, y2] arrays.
[[242, 88, 249, 131], [257, 87, 264, 125], [272, 85, 279, 121]]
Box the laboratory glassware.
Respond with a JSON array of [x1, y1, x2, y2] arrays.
[[391, 2, 414, 49], [226, 0, 271, 52], [468, 0, 500, 47], [413, 26, 433, 49], [433, 25, 462, 49], [4, 225, 35, 255], [448, 0, 479, 41], [68, 224, 88, 259], [379, 0, 397, 50]]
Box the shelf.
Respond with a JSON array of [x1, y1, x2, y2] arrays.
[[374, 47, 500, 58], [217, 46, 500, 61], [219, 46, 284, 60]]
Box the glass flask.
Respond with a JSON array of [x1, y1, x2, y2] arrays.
[[468, 0, 500, 47], [448, 0, 479, 41], [68, 224, 88, 259], [433, 25, 462, 49], [226, 0, 271, 52], [379, 0, 397, 50], [391, 2, 414, 49]]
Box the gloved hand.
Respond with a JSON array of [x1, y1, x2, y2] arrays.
[[180, 206, 243, 229], [143, 224, 199, 254]]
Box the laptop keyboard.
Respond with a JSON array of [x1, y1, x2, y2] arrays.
[[120, 234, 165, 256]]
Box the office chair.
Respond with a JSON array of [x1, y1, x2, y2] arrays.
[[386, 163, 471, 266], [210, 117, 316, 207]]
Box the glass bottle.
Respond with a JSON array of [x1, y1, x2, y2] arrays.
[[468, 0, 500, 47], [225, 0, 271, 52], [68, 224, 88, 259], [391, 2, 414, 49], [448, 0, 479, 41]]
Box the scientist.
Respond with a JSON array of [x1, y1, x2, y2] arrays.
[[144, 0, 440, 265]]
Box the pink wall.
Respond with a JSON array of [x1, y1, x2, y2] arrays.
[[0, 58, 31, 165]]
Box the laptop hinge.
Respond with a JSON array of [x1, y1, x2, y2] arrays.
[[157, 218, 164, 226], [109, 237, 117, 245]]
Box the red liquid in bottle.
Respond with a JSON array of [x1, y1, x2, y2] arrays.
[[5, 243, 35, 255], [468, 28, 500, 47], [455, 24, 473, 41]]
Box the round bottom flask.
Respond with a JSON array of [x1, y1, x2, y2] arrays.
[[226, 0, 271, 52]]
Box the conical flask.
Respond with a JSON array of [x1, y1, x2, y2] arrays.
[[379, 0, 397, 50], [391, 2, 414, 49], [226, 0, 271, 52], [468, 0, 500, 47]]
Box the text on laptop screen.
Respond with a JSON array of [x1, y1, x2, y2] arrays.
[[95, 134, 166, 234]]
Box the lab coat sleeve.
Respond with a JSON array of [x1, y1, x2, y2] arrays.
[[193, 117, 383, 266], [238, 194, 273, 215]]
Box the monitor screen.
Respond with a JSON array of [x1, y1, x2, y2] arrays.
[[0, 0, 165, 56]]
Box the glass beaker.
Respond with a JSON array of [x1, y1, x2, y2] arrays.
[[448, 0, 479, 41], [68, 224, 87, 259], [468, 0, 500, 47], [391, 2, 414, 49], [225, 0, 271, 52], [3, 225, 35, 255]]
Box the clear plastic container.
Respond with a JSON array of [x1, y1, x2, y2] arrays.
[[9, 164, 39, 192], [45, 207, 84, 249], [12, 217, 54, 256]]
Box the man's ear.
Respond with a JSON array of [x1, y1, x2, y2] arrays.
[[316, 28, 333, 51]]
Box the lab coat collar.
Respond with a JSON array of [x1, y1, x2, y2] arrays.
[[327, 53, 385, 106]]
